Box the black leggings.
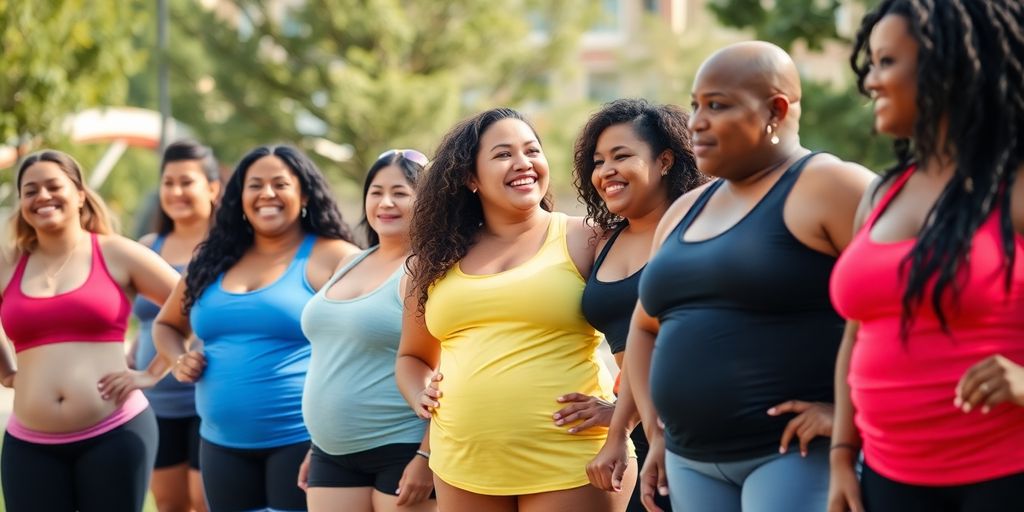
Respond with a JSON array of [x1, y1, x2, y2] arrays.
[[200, 438, 309, 512], [1, 407, 158, 512], [862, 463, 1024, 512]]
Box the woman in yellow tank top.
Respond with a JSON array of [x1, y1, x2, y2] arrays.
[[396, 108, 635, 511]]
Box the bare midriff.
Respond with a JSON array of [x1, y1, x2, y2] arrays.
[[12, 342, 128, 433]]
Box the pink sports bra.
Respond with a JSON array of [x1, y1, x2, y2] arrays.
[[1, 233, 131, 352]]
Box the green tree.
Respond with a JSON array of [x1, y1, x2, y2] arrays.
[[145, 0, 593, 180], [0, 0, 149, 153]]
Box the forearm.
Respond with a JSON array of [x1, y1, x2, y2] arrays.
[[832, 321, 861, 464], [609, 363, 641, 439], [0, 337, 16, 380], [152, 322, 190, 360], [396, 354, 435, 409], [625, 330, 659, 438]]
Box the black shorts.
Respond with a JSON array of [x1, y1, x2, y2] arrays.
[[200, 438, 309, 511], [862, 463, 1024, 512], [308, 442, 431, 497], [154, 415, 201, 470]]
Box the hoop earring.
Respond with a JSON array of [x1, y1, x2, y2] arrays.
[[766, 124, 780, 145]]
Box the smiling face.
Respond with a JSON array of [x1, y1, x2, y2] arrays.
[[591, 122, 670, 219], [160, 160, 220, 226], [365, 164, 416, 243], [240, 155, 306, 237], [864, 14, 919, 138], [18, 161, 86, 233], [470, 118, 550, 214]]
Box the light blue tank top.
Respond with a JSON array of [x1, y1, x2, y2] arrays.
[[300, 247, 426, 455], [191, 234, 316, 449], [132, 235, 195, 418]]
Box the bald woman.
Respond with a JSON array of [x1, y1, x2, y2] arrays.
[[624, 42, 874, 512]]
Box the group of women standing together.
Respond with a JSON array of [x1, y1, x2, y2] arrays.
[[0, 1, 1022, 511]]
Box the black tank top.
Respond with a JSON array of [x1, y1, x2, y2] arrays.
[[582, 223, 643, 354], [639, 153, 843, 462]]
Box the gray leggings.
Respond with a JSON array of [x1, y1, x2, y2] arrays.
[[664, 441, 829, 512]]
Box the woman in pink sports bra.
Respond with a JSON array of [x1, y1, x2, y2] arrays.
[[0, 150, 180, 512], [829, 2, 1024, 512]]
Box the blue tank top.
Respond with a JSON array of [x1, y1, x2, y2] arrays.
[[301, 247, 426, 455], [132, 235, 195, 418], [640, 153, 843, 462], [191, 234, 317, 449]]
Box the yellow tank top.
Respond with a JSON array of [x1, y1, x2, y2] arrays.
[[425, 212, 619, 495]]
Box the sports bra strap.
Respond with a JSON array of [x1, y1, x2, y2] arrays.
[[592, 223, 628, 272], [864, 166, 917, 229]]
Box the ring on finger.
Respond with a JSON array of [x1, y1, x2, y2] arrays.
[[980, 382, 991, 393]]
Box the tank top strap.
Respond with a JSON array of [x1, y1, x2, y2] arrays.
[[149, 234, 167, 254], [864, 166, 916, 229], [760, 151, 821, 207], [672, 179, 725, 240], [5, 251, 31, 299], [592, 222, 628, 273], [322, 247, 376, 291], [296, 233, 317, 260]]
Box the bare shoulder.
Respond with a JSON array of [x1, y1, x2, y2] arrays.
[[138, 232, 157, 247], [98, 232, 151, 259], [313, 237, 361, 259], [332, 248, 366, 274], [654, 179, 716, 248], [800, 154, 876, 195]]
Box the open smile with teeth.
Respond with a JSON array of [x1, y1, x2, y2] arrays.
[[508, 176, 537, 188], [35, 205, 59, 215], [604, 183, 626, 194], [257, 206, 283, 217]]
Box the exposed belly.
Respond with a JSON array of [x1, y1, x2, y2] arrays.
[[13, 342, 128, 433]]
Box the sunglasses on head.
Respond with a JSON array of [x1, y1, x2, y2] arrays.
[[377, 149, 429, 167]]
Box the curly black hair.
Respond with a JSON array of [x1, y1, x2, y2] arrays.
[[183, 145, 356, 314], [851, 0, 1024, 334], [360, 151, 426, 247], [572, 98, 706, 232], [409, 108, 552, 313]]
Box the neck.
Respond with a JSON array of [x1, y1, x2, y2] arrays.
[[35, 224, 85, 256], [376, 235, 411, 260], [623, 197, 670, 234], [170, 217, 210, 240], [481, 207, 549, 241], [729, 145, 808, 189], [252, 226, 305, 255]]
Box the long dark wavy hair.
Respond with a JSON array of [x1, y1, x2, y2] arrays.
[[183, 145, 355, 314], [409, 108, 552, 312], [572, 98, 706, 232], [361, 151, 425, 247], [155, 140, 220, 235], [851, 0, 1024, 334]]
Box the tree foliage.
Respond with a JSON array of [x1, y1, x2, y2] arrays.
[[0, 0, 148, 150], [148, 0, 593, 180]]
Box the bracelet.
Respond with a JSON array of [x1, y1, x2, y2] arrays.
[[415, 449, 430, 460], [830, 443, 861, 452]]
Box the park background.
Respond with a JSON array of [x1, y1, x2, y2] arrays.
[[0, 0, 887, 510]]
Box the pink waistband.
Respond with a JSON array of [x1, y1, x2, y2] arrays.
[[6, 390, 148, 444]]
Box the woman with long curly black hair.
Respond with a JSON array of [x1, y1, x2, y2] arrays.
[[153, 145, 360, 511], [829, 2, 1024, 511], [554, 98, 704, 512], [395, 108, 629, 511]]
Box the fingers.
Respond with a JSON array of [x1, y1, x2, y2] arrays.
[[797, 421, 816, 457], [568, 414, 605, 434], [174, 352, 206, 383], [553, 402, 592, 425], [767, 399, 810, 416], [297, 451, 311, 492], [395, 474, 409, 506], [778, 415, 802, 454], [639, 470, 661, 512], [97, 373, 130, 401], [556, 392, 592, 403], [956, 359, 1003, 413], [611, 459, 627, 493]]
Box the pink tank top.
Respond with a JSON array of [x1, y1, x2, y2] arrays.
[[831, 167, 1024, 485], [0, 233, 131, 352]]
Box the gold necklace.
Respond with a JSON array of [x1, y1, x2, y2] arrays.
[[42, 234, 83, 287]]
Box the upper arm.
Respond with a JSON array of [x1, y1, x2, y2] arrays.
[[154, 278, 192, 336], [107, 236, 180, 305], [807, 158, 877, 252], [397, 272, 440, 368], [566, 216, 601, 279], [308, 238, 361, 290]]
